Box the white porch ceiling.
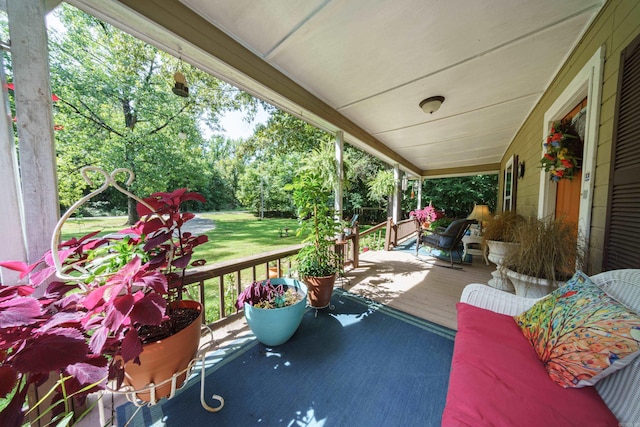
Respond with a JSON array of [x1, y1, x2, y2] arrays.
[[69, 0, 604, 177]]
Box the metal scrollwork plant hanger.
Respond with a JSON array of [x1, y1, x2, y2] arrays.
[[51, 166, 170, 283]]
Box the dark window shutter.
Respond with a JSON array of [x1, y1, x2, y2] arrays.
[[603, 33, 640, 270]]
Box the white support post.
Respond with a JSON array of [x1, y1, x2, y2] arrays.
[[417, 177, 423, 210], [8, 0, 60, 266], [392, 164, 401, 224], [0, 51, 26, 284], [335, 130, 344, 223]]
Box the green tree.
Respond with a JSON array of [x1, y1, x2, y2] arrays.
[[419, 175, 498, 218], [48, 5, 255, 220], [236, 109, 387, 219]]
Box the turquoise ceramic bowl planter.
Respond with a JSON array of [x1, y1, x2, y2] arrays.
[[243, 278, 308, 346]]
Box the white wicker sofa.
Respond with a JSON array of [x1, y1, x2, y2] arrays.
[[443, 269, 640, 426]]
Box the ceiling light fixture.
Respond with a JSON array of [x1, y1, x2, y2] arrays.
[[419, 96, 445, 114]]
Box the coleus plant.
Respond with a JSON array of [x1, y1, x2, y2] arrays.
[[0, 188, 207, 426]]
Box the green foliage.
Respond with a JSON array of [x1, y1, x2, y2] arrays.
[[368, 169, 395, 202], [287, 148, 341, 277], [45, 5, 256, 217], [360, 233, 385, 251], [430, 217, 453, 231], [236, 153, 301, 215], [236, 110, 386, 219], [295, 243, 339, 277], [418, 175, 498, 218], [248, 109, 332, 154]]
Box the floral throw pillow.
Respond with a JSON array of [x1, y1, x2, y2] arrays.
[[515, 270, 640, 388]]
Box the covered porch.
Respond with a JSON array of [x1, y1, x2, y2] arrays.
[[3, 0, 640, 425], [79, 247, 493, 426]]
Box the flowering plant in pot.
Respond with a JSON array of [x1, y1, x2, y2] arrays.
[[0, 170, 209, 425], [409, 203, 444, 229], [235, 278, 307, 346]]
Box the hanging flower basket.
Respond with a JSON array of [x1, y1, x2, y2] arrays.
[[540, 120, 583, 181]]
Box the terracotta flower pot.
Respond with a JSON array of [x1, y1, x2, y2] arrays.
[[303, 274, 336, 309], [123, 300, 202, 402], [268, 266, 280, 278]]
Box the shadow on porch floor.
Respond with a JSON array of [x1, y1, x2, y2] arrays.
[[343, 243, 494, 331], [77, 246, 494, 426]]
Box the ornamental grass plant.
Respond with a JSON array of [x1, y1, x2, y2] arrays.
[[502, 215, 585, 285], [482, 211, 524, 244]]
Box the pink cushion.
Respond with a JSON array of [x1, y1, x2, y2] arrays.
[[442, 303, 619, 427]]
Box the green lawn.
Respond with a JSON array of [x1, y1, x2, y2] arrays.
[[61, 211, 305, 264], [196, 212, 304, 263], [60, 212, 389, 323], [61, 212, 305, 322]]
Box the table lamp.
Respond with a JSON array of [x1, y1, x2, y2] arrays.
[[467, 204, 492, 235]]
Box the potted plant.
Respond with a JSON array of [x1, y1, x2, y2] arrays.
[[0, 177, 210, 424], [502, 216, 584, 298], [482, 211, 524, 291], [287, 167, 340, 309], [235, 278, 307, 346], [409, 203, 444, 230]]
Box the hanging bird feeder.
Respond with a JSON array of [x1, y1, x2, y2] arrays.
[[172, 71, 189, 97]]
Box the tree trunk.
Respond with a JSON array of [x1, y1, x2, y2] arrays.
[[127, 196, 138, 225]]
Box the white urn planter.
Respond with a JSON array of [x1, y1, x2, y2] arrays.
[[486, 240, 519, 292], [504, 268, 565, 298]]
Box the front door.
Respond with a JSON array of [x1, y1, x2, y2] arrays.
[[554, 98, 587, 225]]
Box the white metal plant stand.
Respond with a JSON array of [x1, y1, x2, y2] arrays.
[[98, 326, 224, 426], [49, 167, 225, 424]]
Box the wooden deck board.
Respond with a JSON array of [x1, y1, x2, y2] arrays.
[[343, 249, 495, 330]]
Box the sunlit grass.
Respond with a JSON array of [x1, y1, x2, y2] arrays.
[[61, 211, 305, 262], [61, 211, 306, 322], [196, 211, 304, 263], [61, 216, 130, 240]]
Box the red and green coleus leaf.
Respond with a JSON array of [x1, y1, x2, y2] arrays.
[[120, 328, 143, 363], [11, 327, 89, 373], [88, 325, 109, 355], [136, 271, 168, 294], [172, 254, 192, 269], [0, 297, 43, 328], [64, 356, 109, 393], [103, 294, 135, 332], [137, 188, 205, 217], [0, 284, 35, 300], [0, 261, 34, 278], [143, 230, 173, 252], [35, 311, 84, 333], [0, 366, 19, 398], [129, 293, 166, 326]]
